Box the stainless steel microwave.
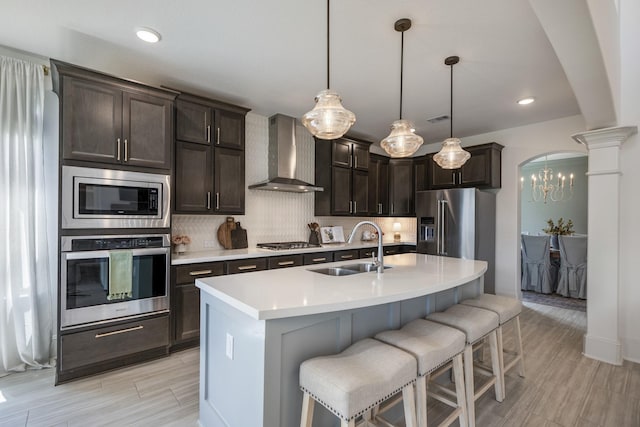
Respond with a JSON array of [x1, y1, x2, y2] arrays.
[[61, 166, 170, 229]]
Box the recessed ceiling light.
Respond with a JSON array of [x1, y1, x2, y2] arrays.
[[517, 97, 535, 105], [136, 27, 161, 43]]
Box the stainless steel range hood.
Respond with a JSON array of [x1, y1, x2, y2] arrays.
[[248, 114, 323, 193]]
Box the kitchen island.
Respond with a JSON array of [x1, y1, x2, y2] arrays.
[[196, 253, 487, 427]]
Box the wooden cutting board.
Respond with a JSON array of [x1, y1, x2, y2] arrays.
[[217, 217, 236, 249]]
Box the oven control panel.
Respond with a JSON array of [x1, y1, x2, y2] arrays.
[[67, 236, 167, 251]]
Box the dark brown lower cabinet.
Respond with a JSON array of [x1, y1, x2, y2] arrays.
[[225, 257, 268, 274], [268, 255, 303, 269], [172, 262, 224, 349], [333, 249, 360, 262], [303, 252, 334, 265], [57, 313, 169, 384]]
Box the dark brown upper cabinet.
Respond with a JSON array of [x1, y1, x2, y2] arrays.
[[173, 93, 249, 214], [52, 60, 175, 171], [368, 154, 390, 216], [427, 142, 503, 190], [176, 98, 245, 149], [389, 158, 415, 216], [315, 137, 371, 216]]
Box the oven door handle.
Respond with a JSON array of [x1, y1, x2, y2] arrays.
[[62, 247, 170, 260]]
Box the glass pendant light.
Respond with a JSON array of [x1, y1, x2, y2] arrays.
[[302, 0, 355, 140], [433, 56, 470, 169], [381, 19, 423, 158]]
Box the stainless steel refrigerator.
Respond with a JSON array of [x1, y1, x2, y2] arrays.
[[416, 188, 496, 293]]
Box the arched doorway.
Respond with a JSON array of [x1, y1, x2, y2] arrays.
[[518, 151, 588, 310]]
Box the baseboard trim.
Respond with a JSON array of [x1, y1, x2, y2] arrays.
[[583, 334, 623, 365]]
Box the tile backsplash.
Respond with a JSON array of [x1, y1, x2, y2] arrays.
[[172, 112, 416, 251]]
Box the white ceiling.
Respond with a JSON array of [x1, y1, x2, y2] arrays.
[[1, 0, 599, 145]]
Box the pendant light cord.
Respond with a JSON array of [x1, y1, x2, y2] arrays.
[[326, 0, 330, 89], [449, 61, 453, 138], [399, 29, 404, 120]]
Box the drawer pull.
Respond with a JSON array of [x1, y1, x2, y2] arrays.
[[278, 261, 295, 266], [189, 269, 213, 276], [237, 264, 257, 271], [340, 255, 354, 259], [312, 257, 327, 262], [95, 325, 143, 339]]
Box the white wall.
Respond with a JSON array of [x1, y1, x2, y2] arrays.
[[617, 0, 640, 363], [456, 115, 588, 298]]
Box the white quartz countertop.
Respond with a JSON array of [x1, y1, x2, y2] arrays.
[[171, 240, 415, 265], [196, 253, 487, 320]]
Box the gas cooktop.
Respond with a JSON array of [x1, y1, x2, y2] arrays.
[[256, 241, 321, 250]]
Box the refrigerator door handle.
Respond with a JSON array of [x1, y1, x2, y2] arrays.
[[436, 200, 442, 255], [440, 199, 448, 255]]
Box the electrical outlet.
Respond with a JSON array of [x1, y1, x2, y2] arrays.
[[226, 333, 234, 360], [204, 240, 216, 248]]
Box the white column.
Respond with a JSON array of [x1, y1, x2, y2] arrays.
[[572, 126, 636, 365]]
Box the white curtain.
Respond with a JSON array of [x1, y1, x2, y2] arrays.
[[0, 55, 54, 375]]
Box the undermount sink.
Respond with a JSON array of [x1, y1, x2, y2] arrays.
[[309, 267, 361, 276], [309, 263, 391, 276]]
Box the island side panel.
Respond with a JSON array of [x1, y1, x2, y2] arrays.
[[199, 291, 266, 427]]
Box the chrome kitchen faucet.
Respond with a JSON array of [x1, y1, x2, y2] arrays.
[[347, 221, 385, 274]]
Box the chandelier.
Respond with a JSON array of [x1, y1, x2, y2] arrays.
[[522, 156, 574, 203]]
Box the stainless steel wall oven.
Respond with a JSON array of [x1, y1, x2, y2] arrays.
[[60, 234, 170, 329]]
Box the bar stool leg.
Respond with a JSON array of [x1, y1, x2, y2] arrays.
[[402, 384, 417, 427], [415, 375, 428, 427], [496, 325, 506, 398], [489, 331, 505, 402], [300, 392, 314, 427], [452, 354, 468, 427], [462, 345, 475, 427], [515, 317, 526, 377]]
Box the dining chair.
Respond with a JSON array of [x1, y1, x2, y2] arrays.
[[556, 235, 587, 299], [521, 234, 556, 294]]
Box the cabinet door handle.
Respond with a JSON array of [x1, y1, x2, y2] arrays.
[[349, 201, 353, 214], [354, 155, 358, 169], [340, 254, 354, 259], [207, 125, 211, 143], [95, 325, 143, 338], [391, 203, 395, 214], [237, 264, 257, 271], [215, 192, 220, 210], [278, 261, 295, 266], [216, 127, 221, 145], [116, 138, 121, 161], [349, 155, 352, 168], [378, 203, 382, 215], [452, 172, 456, 185], [124, 139, 129, 162], [312, 257, 327, 262], [189, 269, 213, 276], [353, 201, 357, 213], [458, 171, 462, 184], [207, 192, 211, 210]]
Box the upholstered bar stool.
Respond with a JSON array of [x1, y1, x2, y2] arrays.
[[299, 338, 417, 427], [375, 319, 468, 427], [426, 304, 503, 427], [460, 294, 525, 397]]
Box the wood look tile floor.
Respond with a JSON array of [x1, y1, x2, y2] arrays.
[[1, 302, 639, 427]]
